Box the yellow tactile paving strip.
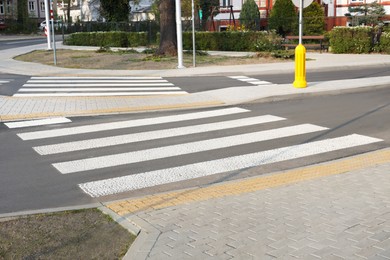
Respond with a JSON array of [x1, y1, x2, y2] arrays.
[[107, 149, 390, 216], [0, 101, 223, 121]]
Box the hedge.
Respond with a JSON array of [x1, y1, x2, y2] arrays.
[[329, 26, 373, 54], [182, 31, 282, 51], [379, 31, 390, 54], [64, 31, 148, 47]]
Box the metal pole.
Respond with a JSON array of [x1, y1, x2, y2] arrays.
[[175, 0, 185, 69], [44, 0, 52, 50], [299, 0, 303, 45], [191, 0, 196, 67], [293, 0, 307, 88], [50, 0, 57, 65]]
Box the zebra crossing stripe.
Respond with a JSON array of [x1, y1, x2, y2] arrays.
[[229, 76, 273, 85], [22, 83, 175, 87], [0, 80, 10, 84], [17, 107, 249, 140], [25, 80, 169, 84], [30, 76, 163, 80], [5, 117, 71, 129], [78, 134, 382, 197], [33, 115, 286, 155], [19, 87, 180, 91], [53, 124, 328, 174], [13, 92, 188, 97]]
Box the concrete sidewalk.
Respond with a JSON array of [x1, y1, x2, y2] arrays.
[[1, 39, 390, 259]]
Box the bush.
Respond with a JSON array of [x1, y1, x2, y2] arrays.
[[329, 26, 373, 53], [254, 31, 282, 51], [64, 32, 148, 47], [182, 31, 282, 52], [240, 0, 260, 31], [379, 31, 390, 53]]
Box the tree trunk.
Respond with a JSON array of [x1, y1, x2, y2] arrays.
[[67, 0, 71, 26], [157, 0, 177, 56]]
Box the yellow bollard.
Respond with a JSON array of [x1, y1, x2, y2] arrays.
[[293, 44, 307, 88]]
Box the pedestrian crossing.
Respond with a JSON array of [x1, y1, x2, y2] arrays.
[[13, 76, 188, 97], [229, 76, 274, 85], [10, 107, 383, 198], [5, 117, 71, 129], [0, 80, 10, 86]]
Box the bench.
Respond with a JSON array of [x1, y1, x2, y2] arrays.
[[281, 35, 328, 53]]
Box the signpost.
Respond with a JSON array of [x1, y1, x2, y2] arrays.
[[292, 0, 313, 88]]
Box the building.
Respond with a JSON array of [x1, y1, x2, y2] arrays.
[[210, 0, 390, 31], [2, 0, 390, 31]]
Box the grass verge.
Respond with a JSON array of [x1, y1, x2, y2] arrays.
[[14, 49, 291, 70], [0, 208, 136, 259]]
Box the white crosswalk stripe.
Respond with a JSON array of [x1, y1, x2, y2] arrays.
[[0, 80, 10, 85], [13, 76, 187, 97], [5, 117, 71, 129], [229, 76, 274, 85], [15, 107, 383, 198]]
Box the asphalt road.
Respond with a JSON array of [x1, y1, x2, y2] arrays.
[[0, 87, 389, 214], [2, 65, 390, 96]]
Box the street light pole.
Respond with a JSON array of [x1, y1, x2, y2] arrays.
[[191, 0, 196, 67], [44, 0, 52, 50], [175, 0, 185, 69]]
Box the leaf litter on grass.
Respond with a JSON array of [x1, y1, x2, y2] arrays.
[[0, 208, 135, 259]]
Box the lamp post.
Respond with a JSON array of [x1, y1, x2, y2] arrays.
[[44, 0, 52, 50], [175, 0, 185, 69]]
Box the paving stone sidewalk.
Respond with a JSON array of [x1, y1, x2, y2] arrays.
[[124, 161, 390, 259]]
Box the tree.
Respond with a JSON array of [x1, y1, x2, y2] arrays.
[[268, 0, 296, 36], [100, 0, 130, 22], [239, 0, 260, 31], [299, 2, 325, 35], [156, 0, 177, 55], [345, 1, 385, 26], [17, 0, 32, 32]]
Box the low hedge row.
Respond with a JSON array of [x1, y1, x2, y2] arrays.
[[182, 31, 282, 52], [63, 28, 390, 54], [377, 31, 390, 54], [64, 31, 148, 47], [329, 26, 390, 54]]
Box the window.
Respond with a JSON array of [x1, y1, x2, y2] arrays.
[[222, 0, 231, 7], [0, 0, 4, 14], [28, 1, 35, 11], [40, 1, 45, 11], [260, 0, 266, 7], [6, 0, 10, 13]]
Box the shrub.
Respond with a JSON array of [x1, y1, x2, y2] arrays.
[[378, 31, 390, 53], [64, 32, 148, 47], [329, 26, 373, 53], [240, 0, 260, 31], [254, 30, 283, 51], [182, 31, 282, 52]]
